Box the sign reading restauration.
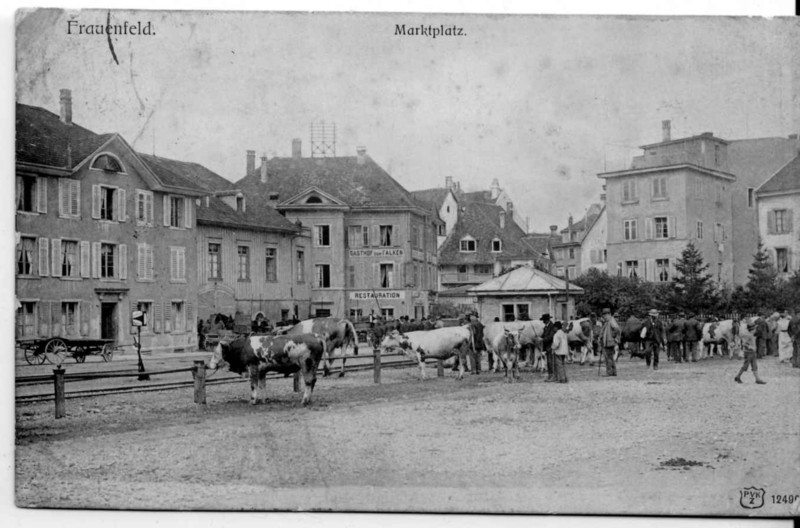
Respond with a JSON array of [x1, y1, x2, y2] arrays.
[[349, 290, 405, 300], [348, 249, 405, 257]]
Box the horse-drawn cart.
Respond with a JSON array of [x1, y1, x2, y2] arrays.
[[17, 337, 118, 365]]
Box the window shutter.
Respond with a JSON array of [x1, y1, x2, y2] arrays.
[[184, 198, 192, 228], [372, 225, 380, 247], [170, 248, 177, 279], [58, 181, 66, 216], [163, 195, 171, 227], [187, 303, 194, 327], [38, 237, 49, 277], [51, 239, 62, 277], [92, 242, 101, 278], [137, 244, 145, 279], [147, 245, 154, 280], [51, 302, 61, 337], [669, 216, 677, 238], [179, 248, 185, 280], [81, 301, 91, 336], [117, 189, 126, 222], [80, 241, 90, 278], [164, 303, 172, 333], [92, 185, 101, 219], [645, 259, 655, 281], [39, 301, 50, 337], [767, 211, 776, 235], [373, 263, 379, 287], [786, 210, 794, 234], [37, 178, 47, 213], [398, 262, 405, 288], [130, 300, 138, 335], [73, 181, 80, 217], [145, 193, 153, 225], [154, 302, 162, 333], [119, 244, 127, 279], [644, 218, 653, 240]]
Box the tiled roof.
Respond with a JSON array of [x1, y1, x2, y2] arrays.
[[410, 187, 454, 212], [195, 194, 300, 233], [470, 264, 584, 294], [439, 201, 544, 265], [728, 138, 800, 188], [16, 103, 112, 169], [459, 190, 493, 203], [236, 155, 421, 209], [137, 153, 209, 192], [757, 154, 800, 195]]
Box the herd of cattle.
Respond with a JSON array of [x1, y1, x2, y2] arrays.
[[207, 315, 755, 406]]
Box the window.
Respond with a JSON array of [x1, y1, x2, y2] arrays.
[[714, 223, 727, 242], [568, 247, 575, 259], [502, 304, 529, 322], [315, 308, 331, 317], [348, 264, 356, 288], [265, 248, 277, 282], [379, 263, 394, 288], [652, 176, 667, 199], [170, 247, 186, 281], [412, 226, 420, 249], [100, 186, 115, 220], [697, 220, 704, 239], [567, 266, 576, 280], [616, 262, 623, 277], [557, 266, 565, 277], [16, 302, 36, 338], [460, 238, 476, 252], [61, 240, 79, 278], [170, 196, 184, 228], [380, 225, 393, 246], [17, 236, 35, 275], [716, 183, 723, 204], [776, 248, 789, 273], [314, 225, 331, 247], [438, 224, 445, 236], [492, 239, 502, 252], [236, 196, 244, 212], [16, 176, 37, 212], [381, 308, 394, 320], [474, 264, 492, 274], [62, 302, 78, 336], [297, 251, 305, 282], [136, 190, 154, 225], [457, 265, 468, 280], [315, 264, 331, 288], [237, 246, 250, 280], [100, 244, 116, 278], [91, 154, 123, 172], [714, 144, 721, 166], [747, 188, 754, 208], [412, 263, 419, 287], [171, 302, 185, 333], [622, 180, 638, 203], [348, 226, 363, 248], [138, 244, 154, 280], [624, 219, 638, 241], [570, 231, 577, 242], [656, 258, 670, 282], [349, 308, 363, 319], [208, 243, 221, 280], [603, 249, 607, 262], [59, 179, 80, 218], [774, 210, 788, 234], [654, 217, 669, 239], [625, 260, 639, 278]]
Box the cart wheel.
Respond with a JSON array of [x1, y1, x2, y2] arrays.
[[44, 338, 67, 365], [101, 344, 114, 362], [23, 346, 46, 365], [74, 348, 87, 363]]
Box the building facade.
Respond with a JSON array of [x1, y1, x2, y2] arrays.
[[15, 92, 203, 353], [756, 155, 800, 279], [579, 206, 608, 274]]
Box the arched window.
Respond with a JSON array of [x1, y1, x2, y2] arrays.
[[91, 154, 124, 173], [305, 196, 322, 204]]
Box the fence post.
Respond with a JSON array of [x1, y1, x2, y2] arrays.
[[293, 371, 301, 393], [437, 359, 444, 377], [53, 367, 66, 419], [373, 346, 381, 384], [193, 360, 206, 405]]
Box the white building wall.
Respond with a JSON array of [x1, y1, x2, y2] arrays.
[[580, 208, 608, 274], [757, 192, 800, 278]]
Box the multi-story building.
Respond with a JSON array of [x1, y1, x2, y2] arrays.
[[756, 155, 799, 279], [235, 142, 441, 321], [600, 121, 799, 285], [550, 202, 604, 279], [579, 206, 608, 274], [410, 180, 458, 248], [15, 91, 203, 353]]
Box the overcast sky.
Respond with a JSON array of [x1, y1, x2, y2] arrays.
[[15, 10, 800, 231]]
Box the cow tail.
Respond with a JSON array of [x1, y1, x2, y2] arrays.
[[346, 320, 359, 355]]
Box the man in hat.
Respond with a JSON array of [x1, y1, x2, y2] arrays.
[[735, 319, 767, 384], [667, 313, 687, 363], [642, 309, 666, 370], [540, 313, 557, 382], [789, 309, 800, 368], [599, 307, 620, 376], [683, 313, 703, 362]]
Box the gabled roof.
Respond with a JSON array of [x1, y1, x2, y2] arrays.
[[727, 137, 800, 188], [195, 194, 300, 233], [139, 154, 236, 193], [16, 103, 113, 169], [411, 187, 456, 212], [470, 264, 583, 295], [439, 201, 544, 265], [756, 154, 800, 195], [236, 155, 424, 210]]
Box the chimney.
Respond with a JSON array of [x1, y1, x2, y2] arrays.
[[260, 153, 268, 184], [507, 201, 513, 214], [499, 210, 506, 229], [60, 89, 72, 125], [600, 193, 607, 202], [292, 139, 302, 159], [490, 178, 500, 199], [549, 225, 558, 235], [568, 214, 573, 228], [445, 176, 453, 189], [356, 146, 366, 165], [662, 120, 671, 142], [246, 150, 255, 176], [788, 134, 798, 140]]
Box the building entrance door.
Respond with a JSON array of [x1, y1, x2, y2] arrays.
[[101, 302, 117, 341]]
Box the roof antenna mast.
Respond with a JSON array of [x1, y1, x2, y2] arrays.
[[310, 120, 336, 158]]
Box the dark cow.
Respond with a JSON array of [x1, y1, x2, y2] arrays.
[[620, 316, 646, 359], [566, 318, 595, 365], [208, 334, 325, 406], [285, 318, 359, 377]]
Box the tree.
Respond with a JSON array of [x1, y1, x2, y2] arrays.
[[671, 241, 717, 314], [743, 244, 779, 313]]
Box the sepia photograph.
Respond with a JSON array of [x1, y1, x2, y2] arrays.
[[10, 2, 800, 518]]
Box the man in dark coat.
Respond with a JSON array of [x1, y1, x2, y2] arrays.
[[642, 309, 666, 370], [541, 313, 557, 382], [683, 313, 703, 362], [667, 313, 686, 363], [789, 310, 800, 368], [754, 315, 769, 359], [467, 314, 486, 374]]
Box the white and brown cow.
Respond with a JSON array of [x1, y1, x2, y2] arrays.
[[701, 319, 739, 359], [380, 325, 475, 380], [208, 334, 326, 406], [285, 317, 359, 377], [484, 320, 546, 372], [567, 318, 596, 365], [483, 327, 523, 382]]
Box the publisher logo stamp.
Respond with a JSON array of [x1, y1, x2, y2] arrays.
[[740, 487, 765, 509]]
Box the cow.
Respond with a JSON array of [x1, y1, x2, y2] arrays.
[[208, 334, 326, 406], [566, 318, 596, 365], [285, 317, 359, 377], [484, 320, 546, 372], [380, 325, 475, 380], [483, 327, 523, 382], [701, 319, 740, 359], [620, 316, 646, 359]]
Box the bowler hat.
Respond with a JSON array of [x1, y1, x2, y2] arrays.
[[602, 308, 612, 315], [648, 309, 659, 317], [540, 313, 551, 321]]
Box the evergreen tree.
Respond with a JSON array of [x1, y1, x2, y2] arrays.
[[671, 241, 716, 313], [744, 244, 778, 312]]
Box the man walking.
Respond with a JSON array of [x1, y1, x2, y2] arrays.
[[754, 315, 769, 359], [735, 319, 767, 384], [541, 313, 557, 382], [642, 309, 666, 370], [599, 307, 620, 376], [667, 313, 686, 363], [683, 313, 703, 362]]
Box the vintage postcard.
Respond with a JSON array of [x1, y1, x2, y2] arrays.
[[12, 7, 800, 517]]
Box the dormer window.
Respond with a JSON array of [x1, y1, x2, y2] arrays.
[[269, 192, 280, 201], [236, 195, 245, 212], [491, 239, 502, 252], [91, 154, 123, 173], [460, 237, 476, 252], [305, 196, 322, 204]]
